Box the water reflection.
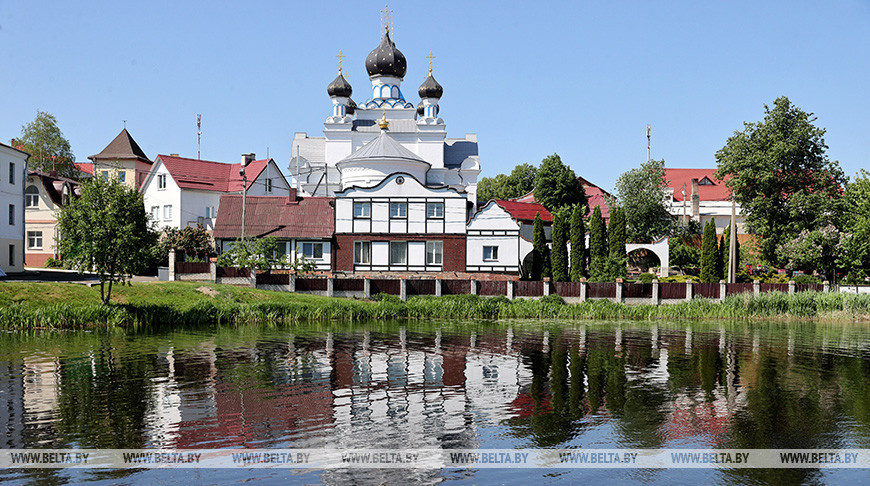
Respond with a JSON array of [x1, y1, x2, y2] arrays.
[[1, 321, 870, 483]]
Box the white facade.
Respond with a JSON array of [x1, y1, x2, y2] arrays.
[[0, 143, 28, 274], [466, 201, 526, 274], [141, 160, 185, 230]]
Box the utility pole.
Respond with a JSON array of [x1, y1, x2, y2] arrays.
[[197, 114, 202, 160]]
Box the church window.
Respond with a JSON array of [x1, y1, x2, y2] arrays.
[[426, 202, 444, 219], [390, 202, 407, 219], [353, 202, 371, 219]]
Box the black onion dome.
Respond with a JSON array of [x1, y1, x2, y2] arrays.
[[346, 98, 356, 115], [365, 31, 407, 78], [418, 73, 443, 99], [327, 72, 352, 97]]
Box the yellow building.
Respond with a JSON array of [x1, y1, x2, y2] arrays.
[[23, 171, 79, 267], [87, 129, 152, 189]]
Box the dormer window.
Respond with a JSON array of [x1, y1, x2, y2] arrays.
[[698, 177, 715, 186], [25, 186, 39, 207]]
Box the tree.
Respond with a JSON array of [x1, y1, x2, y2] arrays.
[[775, 226, 845, 282], [159, 225, 215, 262], [476, 163, 538, 202], [608, 206, 626, 259], [57, 177, 158, 304], [715, 97, 846, 266], [216, 237, 315, 273], [569, 205, 587, 281], [534, 154, 587, 212], [840, 170, 870, 281], [530, 213, 550, 280], [551, 211, 569, 281], [588, 206, 609, 281], [700, 220, 718, 283], [15, 111, 78, 179], [613, 159, 673, 243], [717, 230, 726, 282], [669, 221, 702, 273]]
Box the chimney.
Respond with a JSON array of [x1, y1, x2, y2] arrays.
[[691, 178, 700, 222], [49, 170, 58, 178], [241, 153, 256, 166], [170, 153, 179, 157], [287, 187, 298, 204]]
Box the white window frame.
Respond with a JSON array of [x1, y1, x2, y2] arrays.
[[27, 231, 43, 250], [25, 186, 39, 208], [354, 241, 371, 264], [426, 241, 443, 265], [426, 202, 444, 219], [390, 241, 408, 265], [353, 201, 371, 219], [118, 171, 126, 183], [157, 174, 167, 190], [151, 206, 160, 220], [163, 205, 173, 221], [205, 206, 216, 219], [265, 178, 273, 193], [302, 242, 324, 260], [483, 245, 499, 261], [390, 202, 407, 219]]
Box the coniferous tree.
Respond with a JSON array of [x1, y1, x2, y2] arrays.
[[607, 206, 628, 280], [717, 229, 726, 281], [531, 212, 550, 280], [588, 206, 609, 281], [700, 220, 718, 283], [551, 211, 569, 281], [569, 205, 587, 281]]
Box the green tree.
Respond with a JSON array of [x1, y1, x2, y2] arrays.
[[715, 97, 846, 265], [669, 221, 702, 273], [477, 163, 538, 202], [551, 211, 569, 281], [700, 220, 718, 283], [588, 206, 609, 281], [57, 177, 158, 304], [530, 213, 550, 280], [775, 226, 845, 282], [717, 230, 726, 281], [608, 206, 626, 259], [15, 110, 78, 179], [613, 159, 672, 243], [569, 205, 587, 281], [534, 154, 587, 212], [159, 225, 215, 262], [839, 171, 870, 280], [216, 237, 315, 273]]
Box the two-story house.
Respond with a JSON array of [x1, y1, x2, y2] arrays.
[[0, 142, 29, 275], [141, 153, 289, 231], [23, 171, 79, 267]]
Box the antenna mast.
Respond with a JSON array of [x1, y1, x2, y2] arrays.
[[646, 124, 651, 163], [197, 114, 202, 160]]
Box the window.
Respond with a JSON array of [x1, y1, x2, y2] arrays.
[[354, 241, 371, 264], [150, 206, 160, 220], [353, 201, 371, 218], [205, 206, 216, 218], [483, 246, 499, 261], [426, 202, 444, 219], [158, 174, 167, 190], [25, 186, 39, 207], [9, 163, 15, 184], [302, 242, 324, 259], [426, 241, 443, 265], [698, 177, 714, 186], [101, 171, 109, 181], [163, 205, 173, 220], [27, 231, 42, 250], [390, 241, 407, 265], [390, 202, 407, 219], [265, 178, 273, 193], [8, 244, 14, 267], [8, 204, 14, 225], [118, 171, 126, 184]]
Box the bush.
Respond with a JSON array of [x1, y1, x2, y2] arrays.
[[792, 274, 822, 284], [540, 294, 566, 306], [637, 273, 657, 284], [44, 258, 64, 268], [372, 292, 402, 303]]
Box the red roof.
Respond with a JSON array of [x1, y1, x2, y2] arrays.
[[664, 168, 731, 202], [74, 162, 93, 175], [155, 155, 269, 192], [212, 194, 334, 239], [494, 199, 552, 222]]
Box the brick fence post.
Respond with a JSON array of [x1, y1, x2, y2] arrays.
[[470, 279, 478, 296], [507, 280, 515, 300], [400, 278, 407, 301], [615, 278, 624, 303], [364, 277, 371, 299], [435, 278, 442, 297], [652, 279, 660, 305], [823, 280, 830, 293], [168, 249, 176, 282], [686, 281, 693, 302], [788, 280, 795, 295], [753, 280, 760, 296], [327, 277, 335, 298], [579, 278, 587, 302]]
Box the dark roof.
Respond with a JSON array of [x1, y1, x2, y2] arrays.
[[346, 98, 357, 115], [418, 73, 443, 99], [327, 72, 353, 97], [155, 155, 270, 192], [88, 129, 151, 163], [494, 199, 553, 223], [27, 170, 79, 207], [365, 30, 407, 79], [212, 194, 334, 239]]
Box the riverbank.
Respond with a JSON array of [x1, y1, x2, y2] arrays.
[[1, 281, 869, 329]]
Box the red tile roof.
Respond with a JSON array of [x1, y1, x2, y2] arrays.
[[74, 162, 94, 175], [155, 155, 269, 192], [494, 200, 552, 222], [212, 194, 334, 239], [664, 168, 731, 202]]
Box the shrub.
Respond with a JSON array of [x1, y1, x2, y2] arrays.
[[540, 294, 566, 306], [372, 292, 402, 303], [44, 258, 64, 268], [637, 273, 657, 284]]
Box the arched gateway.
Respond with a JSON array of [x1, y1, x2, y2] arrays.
[[625, 236, 669, 277]]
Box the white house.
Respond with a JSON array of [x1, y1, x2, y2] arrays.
[[466, 199, 552, 276], [0, 142, 29, 275], [141, 153, 289, 231], [664, 168, 746, 235], [333, 172, 468, 273]]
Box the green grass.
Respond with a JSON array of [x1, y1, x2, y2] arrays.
[[0, 282, 868, 329]]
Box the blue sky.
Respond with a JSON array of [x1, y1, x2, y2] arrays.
[[2, 0, 868, 191]]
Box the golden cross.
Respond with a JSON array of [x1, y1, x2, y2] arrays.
[[336, 50, 345, 73], [426, 51, 436, 73], [380, 4, 393, 33]]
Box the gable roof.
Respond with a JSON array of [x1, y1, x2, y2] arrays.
[[494, 199, 552, 223], [154, 155, 270, 192], [664, 168, 731, 202], [337, 130, 427, 165], [88, 129, 151, 163], [212, 194, 334, 239]]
